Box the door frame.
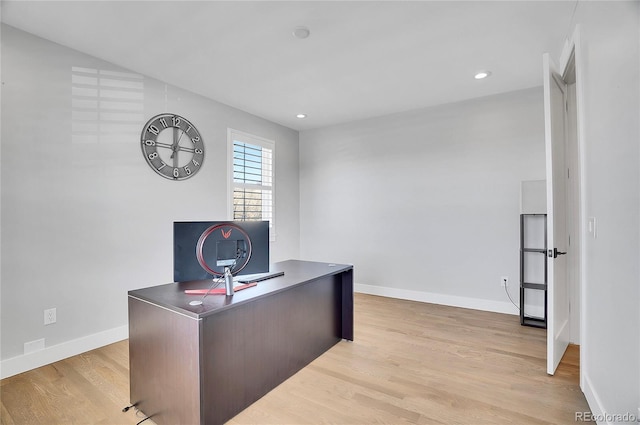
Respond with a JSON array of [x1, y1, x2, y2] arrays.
[[544, 51, 570, 375], [555, 26, 587, 388]]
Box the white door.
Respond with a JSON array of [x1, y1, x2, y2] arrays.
[[543, 53, 571, 375]]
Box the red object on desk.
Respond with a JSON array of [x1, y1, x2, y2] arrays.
[[184, 282, 257, 295]]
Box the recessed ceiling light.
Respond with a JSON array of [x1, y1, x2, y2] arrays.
[[296, 114, 307, 119], [474, 71, 492, 79], [293, 26, 310, 39]]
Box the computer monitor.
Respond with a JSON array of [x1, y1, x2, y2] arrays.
[[173, 221, 269, 282]]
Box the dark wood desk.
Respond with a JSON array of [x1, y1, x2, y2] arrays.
[[128, 260, 353, 425]]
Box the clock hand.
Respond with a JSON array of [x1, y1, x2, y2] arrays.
[[171, 128, 179, 166], [171, 129, 186, 162], [175, 145, 197, 153], [176, 129, 185, 144], [154, 141, 174, 149]]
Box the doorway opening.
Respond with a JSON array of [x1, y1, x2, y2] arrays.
[[563, 52, 581, 348]]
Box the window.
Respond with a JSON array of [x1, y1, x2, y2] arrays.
[[228, 129, 275, 240]]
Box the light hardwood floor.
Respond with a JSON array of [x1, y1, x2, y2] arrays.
[[1, 294, 589, 424]]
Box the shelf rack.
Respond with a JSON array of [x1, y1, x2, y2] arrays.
[[519, 213, 548, 328]]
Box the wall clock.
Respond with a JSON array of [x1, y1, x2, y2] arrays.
[[141, 113, 205, 180]]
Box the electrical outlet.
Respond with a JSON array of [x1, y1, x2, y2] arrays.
[[44, 308, 56, 325], [501, 276, 509, 287]]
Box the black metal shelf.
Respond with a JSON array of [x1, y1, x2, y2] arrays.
[[520, 214, 548, 329], [521, 316, 547, 329], [522, 282, 547, 290]]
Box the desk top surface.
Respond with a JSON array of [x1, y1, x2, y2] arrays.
[[128, 259, 352, 319]]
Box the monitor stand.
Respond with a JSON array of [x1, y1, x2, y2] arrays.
[[224, 267, 234, 296]]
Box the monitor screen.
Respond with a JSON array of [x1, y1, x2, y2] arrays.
[[173, 221, 269, 282]]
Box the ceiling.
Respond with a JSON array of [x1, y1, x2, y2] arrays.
[[1, 1, 577, 131]]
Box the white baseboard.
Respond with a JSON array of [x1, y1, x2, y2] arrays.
[[580, 371, 637, 425], [0, 325, 129, 379], [355, 283, 521, 316], [582, 372, 607, 424]]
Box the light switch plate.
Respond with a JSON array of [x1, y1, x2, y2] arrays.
[[587, 217, 597, 239]]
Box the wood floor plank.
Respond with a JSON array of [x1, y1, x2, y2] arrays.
[[2, 294, 589, 424], [0, 343, 144, 425]]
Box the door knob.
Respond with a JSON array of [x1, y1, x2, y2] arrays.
[[549, 248, 567, 258]]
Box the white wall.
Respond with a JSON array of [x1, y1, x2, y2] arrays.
[[570, 1, 640, 421], [300, 87, 545, 314], [0, 25, 300, 376]]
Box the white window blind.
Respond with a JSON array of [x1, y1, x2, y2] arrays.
[[228, 130, 275, 239]]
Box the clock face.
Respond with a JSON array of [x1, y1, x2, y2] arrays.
[[141, 113, 205, 180]]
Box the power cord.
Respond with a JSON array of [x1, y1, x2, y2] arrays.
[[122, 404, 152, 425], [504, 284, 520, 312]]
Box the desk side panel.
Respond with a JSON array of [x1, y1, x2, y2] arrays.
[[201, 272, 343, 424], [341, 268, 354, 340], [129, 297, 201, 425]]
